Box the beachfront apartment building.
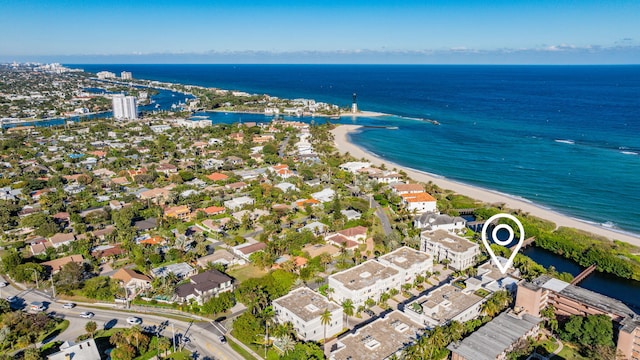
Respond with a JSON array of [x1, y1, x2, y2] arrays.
[[273, 287, 343, 342], [112, 94, 138, 120], [328, 247, 432, 307], [401, 192, 437, 213], [378, 246, 433, 284], [329, 260, 400, 307], [420, 230, 480, 270]]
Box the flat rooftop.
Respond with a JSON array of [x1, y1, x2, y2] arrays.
[[422, 229, 478, 252], [410, 284, 484, 324], [273, 287, 339, 322], [533, 275, 637, 319], [330, 260, 399, 291], [448, 312, 542, 360], [379, 246, 431, 270], [331, 311, 422, 360]]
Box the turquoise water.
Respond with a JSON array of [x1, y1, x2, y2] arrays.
[[74, 65, 640, 235]]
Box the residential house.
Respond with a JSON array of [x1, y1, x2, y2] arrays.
[[233, 242, 267, 261], [339, 162, 371, 173], [196, 249, 239, 268], [197, 206, 226, 216], [378, 246, 433, 284], [391, 183, 424, 195], [48, 338, 101, 360], [156, 163, 178, 176], [225, 181, 248, 191], [224, 196, 254, 211], [206, 172, 229, 182], [311, 188, 335, 203], [273, 287, 343, 342], [400, 192, 437, 214], [336, 226, 368, 243], [175, 269, 234, 304], [151, 262, 197, 279], [111, 268, 152, 293], [42, 255, 84, 274], [49, 232, 76, 249], [164, 205, 192, 221], [414, 212, 466, 233]]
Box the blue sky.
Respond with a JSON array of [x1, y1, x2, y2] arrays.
[[1, 0, 639, 63]]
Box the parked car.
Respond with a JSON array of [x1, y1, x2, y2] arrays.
[[5, 296, 17, 302], [0, 281, 8, 288], [80, 312, 94, 319], [126, 316, 142, 325], [62, 302, 76, 309]]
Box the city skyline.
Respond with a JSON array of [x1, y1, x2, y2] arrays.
[[1, 0, 639, 64]]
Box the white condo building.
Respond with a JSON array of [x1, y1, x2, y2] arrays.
[[420, 230, 480, 271], [112, 94, 138, 120], [121, 71, 132, 80], [329, 247, 432, 307], [273, 287, 343, 342]]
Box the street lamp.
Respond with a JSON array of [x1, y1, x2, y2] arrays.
[[28, 268, 39, 289]]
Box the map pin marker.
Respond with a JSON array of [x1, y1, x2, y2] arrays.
[[481, 213, 525, 274]]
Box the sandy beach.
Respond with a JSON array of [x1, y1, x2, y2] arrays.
[[332, 124, 640, 248]]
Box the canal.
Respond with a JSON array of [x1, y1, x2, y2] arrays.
[[522, 247, 640, 311]]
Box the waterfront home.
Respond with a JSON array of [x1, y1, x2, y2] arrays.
[[391, 183, 424, 195], [339, 161, 371, 173], [400, 192, 437, 214], [273, 287, 343, 342], [414, 212, 466, 233]]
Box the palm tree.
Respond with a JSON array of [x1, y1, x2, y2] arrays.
[[341, 299, 354, 328], [85, 321, 97, 337], [157, 336, 171, 358], [277, 334, 296, 355], [261, 306, 276, 358], [320, 308, 333, 351]]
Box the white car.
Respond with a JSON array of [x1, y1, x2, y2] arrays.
[[80, 312, 94, 319], [0, 281, 8, 288], [126, 316, 142, 325], [5, 296, 17, 302], [63, 302, 76, 309]]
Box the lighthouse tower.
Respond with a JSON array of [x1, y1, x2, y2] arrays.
[[351, 93, 358, 113]]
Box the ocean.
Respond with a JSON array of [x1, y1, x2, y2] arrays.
[[75, 64, 640, 235]]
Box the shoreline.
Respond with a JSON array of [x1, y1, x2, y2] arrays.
[[331, 124, 640, 248], [205, 109, 387, 118]]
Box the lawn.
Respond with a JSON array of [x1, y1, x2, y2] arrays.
[[228, 263, 268, 282], [552, 344, 589, 360], [227, 337, 257, 360]]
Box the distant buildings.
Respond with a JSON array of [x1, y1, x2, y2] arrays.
[[120, 71, 132, 80], [112, 94, 138, 120], [96, 71, 116, 79], [420, 230, 480, 270], [273, 287, 343, 342]]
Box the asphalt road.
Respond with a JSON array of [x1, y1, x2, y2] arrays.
[[2, 283, 243, 360]]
